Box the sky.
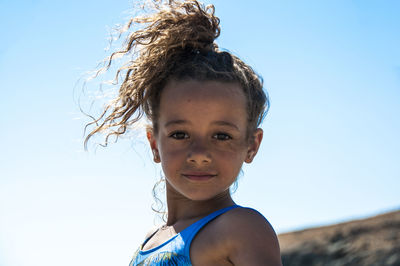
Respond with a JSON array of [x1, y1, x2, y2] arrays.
[[1, 0, 399, 265]]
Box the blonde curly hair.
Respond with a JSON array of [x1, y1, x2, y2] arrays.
[[84, 0, 268, 149]]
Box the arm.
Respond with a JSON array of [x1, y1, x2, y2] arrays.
[[224, 208, 282, 266]]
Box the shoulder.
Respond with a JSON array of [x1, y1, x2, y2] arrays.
[[143, 226, 159, 241], [216, 207, 282, 266]]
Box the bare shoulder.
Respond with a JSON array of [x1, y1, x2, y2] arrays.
[[216, 207, 283, 266], [143, 226, 159, 240]]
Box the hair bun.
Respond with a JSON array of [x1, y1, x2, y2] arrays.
[[152, 0, 220, 54]]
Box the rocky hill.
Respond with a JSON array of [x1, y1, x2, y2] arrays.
[[278, 209, 400, 266]]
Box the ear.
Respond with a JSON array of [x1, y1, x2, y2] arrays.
[[146, 129, 161, 163], [245, 128, 263, 163]]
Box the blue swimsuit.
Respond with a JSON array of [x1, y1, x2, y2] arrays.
[[129, 205, 240, 266]]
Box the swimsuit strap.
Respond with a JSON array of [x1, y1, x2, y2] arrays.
[[181, 204, 240, 255]]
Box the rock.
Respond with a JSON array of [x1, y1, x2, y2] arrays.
[[278, 209, 400, 266]]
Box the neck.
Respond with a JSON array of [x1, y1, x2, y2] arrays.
[[165, 181, 235, 226]]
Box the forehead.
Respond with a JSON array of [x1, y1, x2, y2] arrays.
[[158, 79, 247, 126], [162, 79, 245, 100]]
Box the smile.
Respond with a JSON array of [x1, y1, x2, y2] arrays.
[[182, 172, 217, 181]]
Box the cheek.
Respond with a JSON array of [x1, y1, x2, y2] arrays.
[[216, 140, 248, 159], [159, 145, 185, 172], [214, 147, 247, 169], [159, 142, 185, 158]]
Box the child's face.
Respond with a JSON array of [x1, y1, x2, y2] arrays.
[[147, 79, 262, 201]]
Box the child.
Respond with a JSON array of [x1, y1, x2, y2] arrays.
[[85, 0, 282, 265]]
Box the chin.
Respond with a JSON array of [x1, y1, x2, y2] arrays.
[[183, 193, 215, 202], [182, 190, 229, 202]]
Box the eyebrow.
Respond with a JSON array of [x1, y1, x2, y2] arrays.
[[164, 119, 192, 128], [164, 119, 239, 131], [211, 121, 240, 131]]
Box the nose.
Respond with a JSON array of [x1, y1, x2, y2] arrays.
[[186, 140, 212, 165]]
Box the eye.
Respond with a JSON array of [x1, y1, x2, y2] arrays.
[[169, 131, 189, 140], [213, 133, 232, 141]]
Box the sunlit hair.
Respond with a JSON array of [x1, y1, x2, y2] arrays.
[[84, 0, 269, 149]]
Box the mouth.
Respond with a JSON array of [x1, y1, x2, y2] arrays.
[[182, 172, 217, 181]]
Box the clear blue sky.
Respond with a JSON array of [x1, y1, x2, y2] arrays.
[[1, 0, 399, 265]]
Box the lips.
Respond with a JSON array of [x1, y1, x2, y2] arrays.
[[182, 172, 217, 181]]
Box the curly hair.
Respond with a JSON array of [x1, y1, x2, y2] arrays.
[[84, 0, 269, 149]]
